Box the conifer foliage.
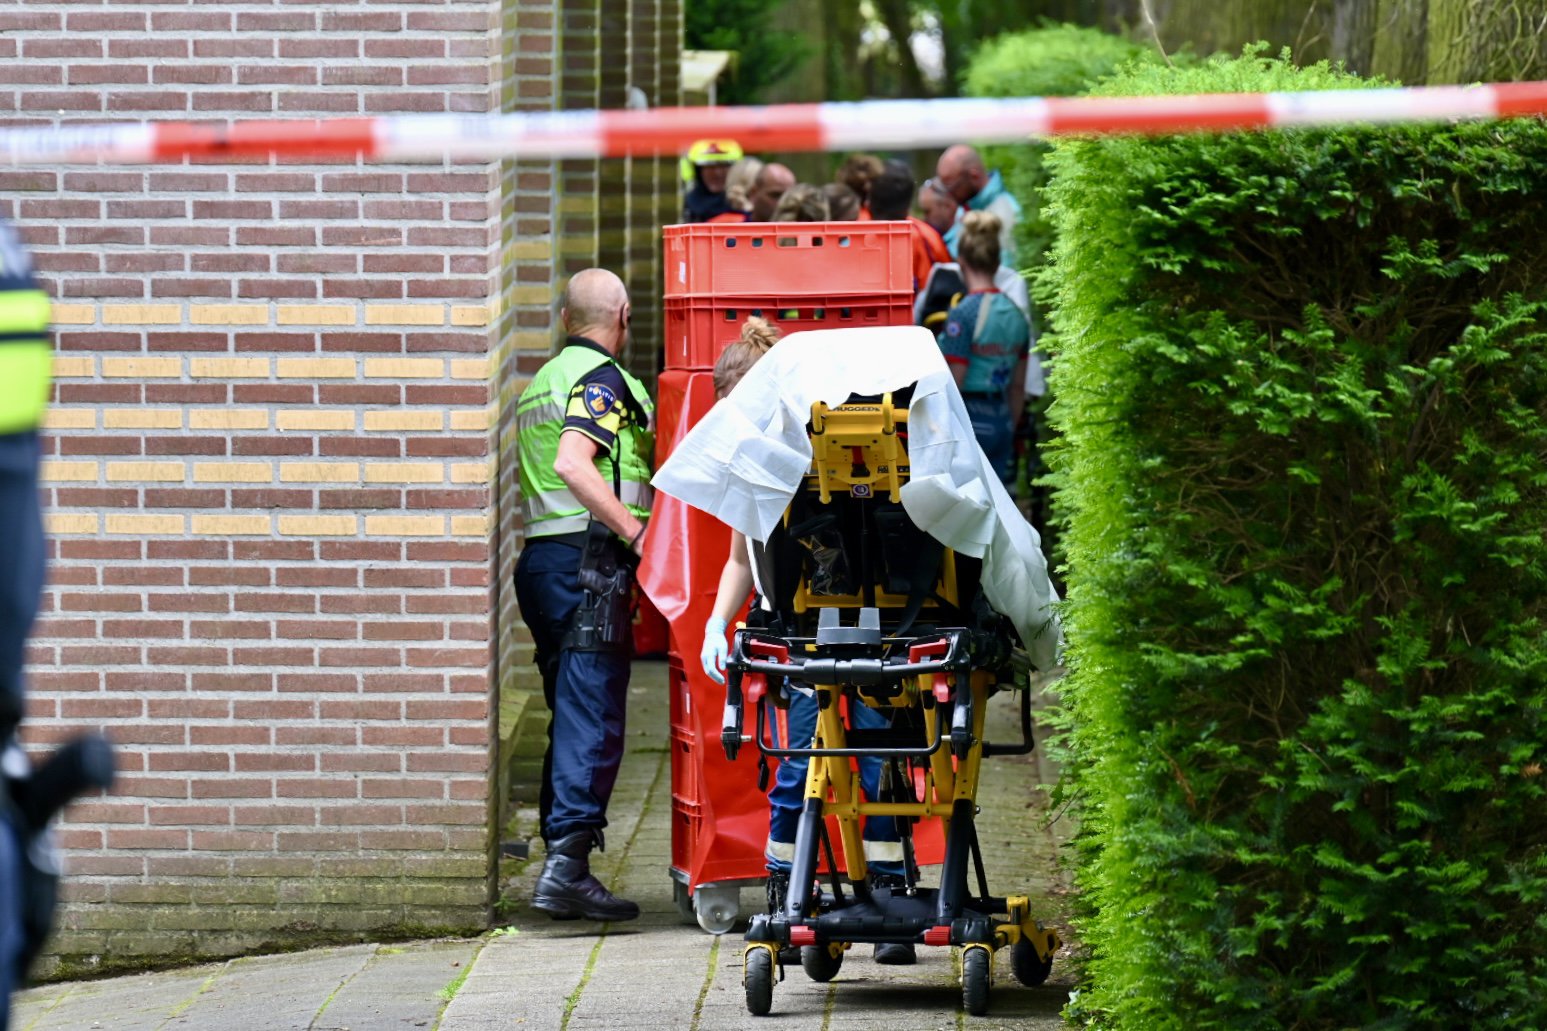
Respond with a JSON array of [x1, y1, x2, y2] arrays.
[[1043, 49, 1547, 1029]]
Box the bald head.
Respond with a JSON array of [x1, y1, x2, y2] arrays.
[[749, 163, 796, 222], [936, 145, 987, 205], [562, 268, 631, 354]]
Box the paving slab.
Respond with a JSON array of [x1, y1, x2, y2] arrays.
[[12, 661, 1077, 1031]]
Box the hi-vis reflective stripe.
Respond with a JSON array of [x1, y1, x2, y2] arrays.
[[527, 482, 651, 523], [4, 82, 1547, 164], [862, 840, 906, 864]]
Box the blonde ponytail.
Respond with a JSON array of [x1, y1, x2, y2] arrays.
[[958, 210, 1002, 274], [713, 316, 781, 397]]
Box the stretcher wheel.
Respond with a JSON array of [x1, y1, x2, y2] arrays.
[[672, 880, 696, 926], [745, 947, 774, 1016], [799, 943, 843, 982], [961, 946, 990, 1016], [1010, 936, 1052, 987], [694, 883, 739, 934]]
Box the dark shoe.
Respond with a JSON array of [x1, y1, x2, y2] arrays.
[[766, 870, 798, 964], [532, 831, 640, 922], [869, 870, 916, 965]]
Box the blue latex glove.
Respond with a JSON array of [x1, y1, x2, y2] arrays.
[[701, 616, 729, 684]]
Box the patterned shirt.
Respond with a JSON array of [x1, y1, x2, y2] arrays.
[[937, 291, 1029, 394], [560, 337, 642, 452]]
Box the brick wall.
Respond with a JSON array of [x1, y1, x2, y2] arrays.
[[0, 0, 681, 975]]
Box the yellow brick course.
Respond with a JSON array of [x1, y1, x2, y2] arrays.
[[279, 463, 360, 484], [450, 358, 489, 380], [364, 515, 444, 537], [451, 306, 492, 327], [105, 514, 185, 535], [276, 411, 355, 432], [102, 357, 181, 379], [40, 461, 97, 483], [45, 513, 99, 534], [511, 240, 551, 261], [278, 515, 356, 536], [50, 304, 94, 325], [364, 305, 442, 327], [277, 358, 355, 379], [277, 305, 355, 326], [451, 515, 489, 537], [102, 304, 180, 325], [42, 409, 94, 431], [363, 463, 442, 484], [103, 409, 181, 430], [362, 358, 442, 379], [190, 409, 269, 430], [512, 286, 552, 306], [364, 411, 444, 432], [190, 305, 268, 326], [105, 462, 184, 483], [193, 463, 271, 484], [190, 357, 269, 379], [450, 410, 491, 432], [192, 514, 272, 536], [451, 462, 492, 485], [514, 331, 551, 352], [51, 357, 94, 378]]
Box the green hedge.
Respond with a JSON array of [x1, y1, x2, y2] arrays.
[[1043, 48, 1547, 1029], [962, 24, 1156, 269]]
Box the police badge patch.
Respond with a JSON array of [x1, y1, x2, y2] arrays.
[[584, 382, 616, 417]]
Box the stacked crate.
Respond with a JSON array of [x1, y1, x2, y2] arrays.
[[652, 220, 914, 927]]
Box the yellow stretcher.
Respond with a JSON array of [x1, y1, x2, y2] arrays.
[[720, 392, 1060, 1018]]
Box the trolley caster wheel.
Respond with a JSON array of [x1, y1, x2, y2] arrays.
[[961, 946, 991, 1016], [1011, 936, 1053, 987], [745, 947, 774, 1016], [672, 880, 696, 926], [800, 942, 844, 982], [694, 883, 739, 934]]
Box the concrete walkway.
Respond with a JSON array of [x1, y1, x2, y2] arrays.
[[13, 661, 1075, 1030]]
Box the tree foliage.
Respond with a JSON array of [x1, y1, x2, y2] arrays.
[[1042, 46, 1547, 1029], [685, 0, 809, 104], [963, 24, 1158, 269]]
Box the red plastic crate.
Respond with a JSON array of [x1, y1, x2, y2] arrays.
[[664, 291, 915, 370], [663, 221, 913, 299]]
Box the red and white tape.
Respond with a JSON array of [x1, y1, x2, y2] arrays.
[[2, 82, 1546, 164]]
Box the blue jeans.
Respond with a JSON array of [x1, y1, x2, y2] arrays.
[[963, 394, 1014, 487], [765, 690, 903, 876], [513, 537, 631, 842]]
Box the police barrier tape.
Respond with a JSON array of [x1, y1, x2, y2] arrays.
[[3, 82, 1547, 164]]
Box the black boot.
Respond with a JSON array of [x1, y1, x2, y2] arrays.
[[765, 870, 798, 964], [869, 872, 917, 965], [532, 830, 640, 922]]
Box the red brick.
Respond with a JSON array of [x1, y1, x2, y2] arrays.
[[363, 622, 443, 642], [275, 780, 357, 800], [144, 488, 225, 509], [69, 65, 150, 86], [191, 671, 277, 693], [232, 646, 315, 666], [148, 540, 228, 561], [146, 384, 229, 404], [187, 620, 271, 641], [229, 489, 315, 509], [146, 699, 231, 720], [322, 279, 404, 300], [319, 594, 399, 615], [189, 778, 276, 799], [275, 726, 356, 747], [110, 39, 191, 60], [275, 568, 358, 589], [148, 595, 231, 615], [234, 541, 314, 562], [103, 567, 181, 587]]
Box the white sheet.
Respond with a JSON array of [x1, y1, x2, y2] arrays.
[[650, 325, 1062, 671]]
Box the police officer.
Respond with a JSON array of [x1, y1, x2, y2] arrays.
[[0, 219, 53, 1028], [514, 268, 653, 921]]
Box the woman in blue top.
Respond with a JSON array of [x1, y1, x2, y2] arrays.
[[935, 210, 1030, 485]]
